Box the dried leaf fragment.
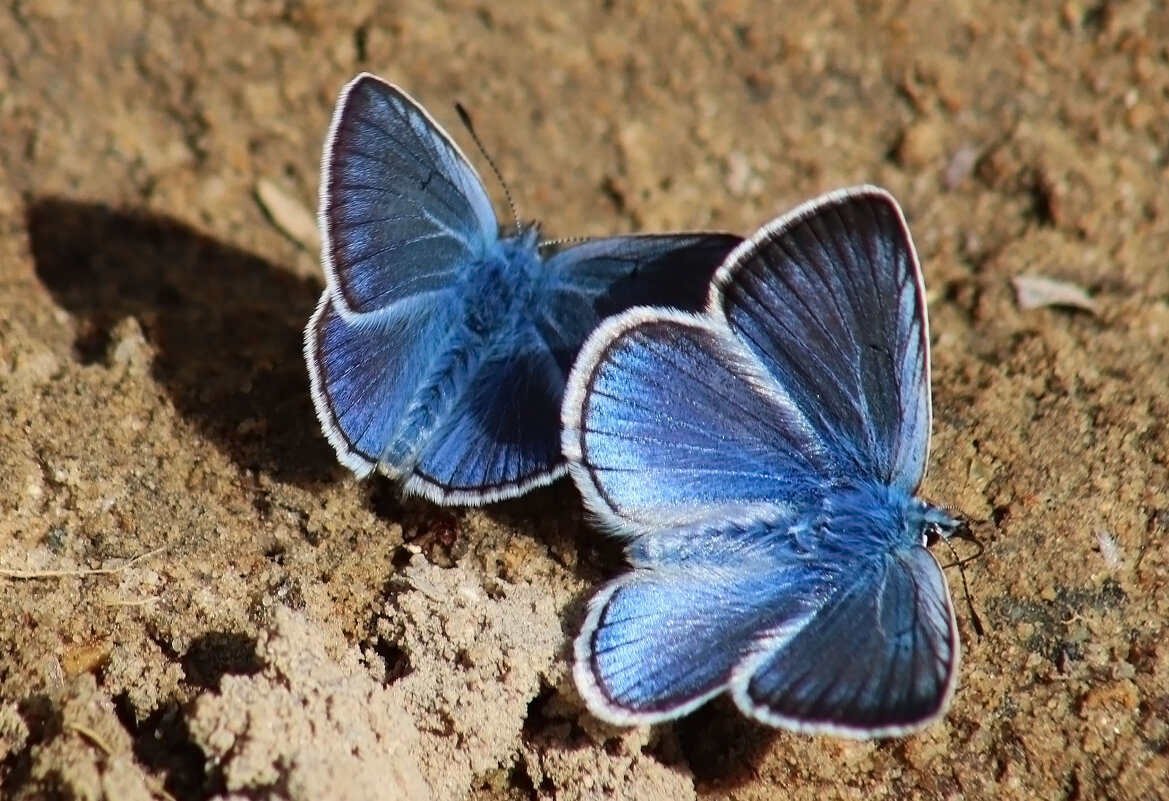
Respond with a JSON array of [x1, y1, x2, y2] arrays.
[[256, 178, 320, 252], [1012, 274, 1098, 314]]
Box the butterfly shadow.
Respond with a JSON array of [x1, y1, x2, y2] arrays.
[[520, 661, 780, 792], [366, 478, 611, 576], [669, 698, 781, 787], [26, 197, 337, 488]]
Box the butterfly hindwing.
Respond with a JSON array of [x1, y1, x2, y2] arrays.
[[713, 187, 931, 492], [575, 520, 825, 724], [732, 545, 958, 737], [321, 73, 498, 316], [408, 327, 567, 503], [305, 293, 457, 477]]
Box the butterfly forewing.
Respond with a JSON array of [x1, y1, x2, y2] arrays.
[[563, 312, 833, 535], [547, 233, 741, 321], [321, 73, 498, 316], [714, 188, 931, 492], [536, 233, 740, 380]]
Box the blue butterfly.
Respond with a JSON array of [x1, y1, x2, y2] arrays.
[[563, 187, 963, 737], [305, 73, 741, 504]]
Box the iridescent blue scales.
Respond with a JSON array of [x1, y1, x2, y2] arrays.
[[563, 188, 962, 737], [305, 73, 740, 504], [303, 73, 962, 735]]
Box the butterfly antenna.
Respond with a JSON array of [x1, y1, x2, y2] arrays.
[[539, 234, 591, 249], [941, 529, 986, 638], [455, 102, 522, 235]]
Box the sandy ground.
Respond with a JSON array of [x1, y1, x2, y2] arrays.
[[1, 1, 1168, 799]]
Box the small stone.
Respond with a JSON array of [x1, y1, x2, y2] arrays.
[[105, 316, 152, 371]]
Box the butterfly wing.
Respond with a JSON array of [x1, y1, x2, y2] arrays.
[[305, 292, 457, 478], [408, 235, 740, 503], [562, 310, 833, 535], [732, 545, 959, 737], [309, 288, 566, 502], [713, 186, 932, 492], [578, 518, 959, 734], [320, 73, 498, 316], [538, 233, 738, 379], [575, 520, 827, 724], [406, 326, 567, 503]]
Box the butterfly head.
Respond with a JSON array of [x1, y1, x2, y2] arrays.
[[504, 221, 541, 248], [917, 502, 965, 547], [920, 505, 985, 636], [811, 482, 957, 558]]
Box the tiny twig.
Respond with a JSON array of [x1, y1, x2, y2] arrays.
[[102, 596, 161, 607], [66, 721, 115, 756], [0, 546, 166, 580], [67, 720, 178, 801]]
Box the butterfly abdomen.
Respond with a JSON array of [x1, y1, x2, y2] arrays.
[[382, 233, 546, 469]]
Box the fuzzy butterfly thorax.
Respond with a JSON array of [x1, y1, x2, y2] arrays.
[[460, 227, 544, 338], [801, 480, 961, 559]]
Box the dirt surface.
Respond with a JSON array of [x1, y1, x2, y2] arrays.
[[2, 1, 1168, 799]]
